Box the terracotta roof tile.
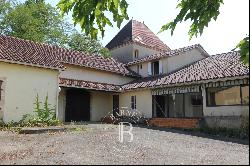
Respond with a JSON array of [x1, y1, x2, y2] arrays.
[[0, 35, 138, 77], [0, 35, 64, 69], [106, 20, 170, 51], [122, 51, 249, 90], [59, 78, 121, 92], [126, 44, 209, 66]]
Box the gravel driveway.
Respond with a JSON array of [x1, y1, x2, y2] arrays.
[[0, 124, 249, 165]]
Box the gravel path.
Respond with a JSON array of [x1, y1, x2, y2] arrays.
[[0, 124, 249, 165]]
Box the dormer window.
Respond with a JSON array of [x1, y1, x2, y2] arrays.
[[134, 50, 139, 59]]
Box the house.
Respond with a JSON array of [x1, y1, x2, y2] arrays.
[[0, 20, 249, 129]]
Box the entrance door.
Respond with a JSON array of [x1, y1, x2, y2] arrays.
[[65, 89, 90, 122], [113, 95, 119, 117]]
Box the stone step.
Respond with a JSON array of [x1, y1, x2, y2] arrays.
[[19, 126, 66, 134]]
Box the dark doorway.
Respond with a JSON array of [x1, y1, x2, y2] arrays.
[[113, 95, 119, 117], [65, 89, 90, 122], [154, 95, 165, 118]]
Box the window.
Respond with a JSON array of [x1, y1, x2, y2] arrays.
[[151, 61, 159, 76], [0, 80, 3, 101], [191, 94, 203, 106], [140, 64, 142, 69], [206, 85, 249, 106], [131, 96, 137, 110], [134, 50, 139, 59], [136, 65, 140, 74]]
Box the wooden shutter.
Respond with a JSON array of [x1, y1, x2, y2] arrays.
[[159, 60, 163, 74], [148, 62, 152, 76]]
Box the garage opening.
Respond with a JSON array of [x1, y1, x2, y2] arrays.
[[65, 89, 90, 122]]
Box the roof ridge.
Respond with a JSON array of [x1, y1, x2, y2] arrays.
[[106, 19, 171, 51], [0, 35, 123, 62], [0, 35, 138, 77]]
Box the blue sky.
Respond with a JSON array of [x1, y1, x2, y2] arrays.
[[24, 0, 250, 55]]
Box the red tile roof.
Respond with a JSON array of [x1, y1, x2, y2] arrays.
[[106, 20, 171, 51], [122, 51, 249, 90], [59, 78, 121, 92], [0, 35, 64, 69], [0, 35, 138, 77], [56, 48, 138, 77], [126, 44, 209, 66]]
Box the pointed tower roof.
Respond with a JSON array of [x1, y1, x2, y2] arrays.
[[106, 20, 171, 51]]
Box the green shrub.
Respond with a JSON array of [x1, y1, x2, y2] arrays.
[[0, 94, 62, 130], [19, 94, 62, 127], [240, 114, 249, 139]]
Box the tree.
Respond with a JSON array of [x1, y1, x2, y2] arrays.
[[0, 0, 110, 57], [0, 0, 70, 46], [68, 32, 111, 57], [57, 0, 129, 39], [57, 0, 249, 66], [159, 0, 249, 66]]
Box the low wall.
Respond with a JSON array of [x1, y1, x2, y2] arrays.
[[202, 116, 246, 129]]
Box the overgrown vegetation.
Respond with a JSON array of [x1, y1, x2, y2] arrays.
[[240, 114, 249, 139], [0, 94, 62, 131], [19, 94, 61, 127]]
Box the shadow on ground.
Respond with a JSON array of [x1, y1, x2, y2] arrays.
[[134, 124, 249, 145]]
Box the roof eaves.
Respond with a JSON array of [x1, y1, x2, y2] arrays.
[[0, 58, 63, 71], [61, 61, 140, 78], [126, 44, 209, 66]]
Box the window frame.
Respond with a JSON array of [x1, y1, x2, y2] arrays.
[[131, 96, 137, 110], [151, 61, 160, 76], [134, 50, 139, 59], [206, 84, 249, 107]]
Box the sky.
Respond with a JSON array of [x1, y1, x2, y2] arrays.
[[38, 0, 250, 55]]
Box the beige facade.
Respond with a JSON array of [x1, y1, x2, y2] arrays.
[[129, 48, 207, 77], [0, 77, 6, 120], [130, 62, 148, 77], [133, 44, 160, 60], [58, 88, 66, 122], [0, 62, 59, 122], [110, 44, 134, 63], [119, 90, 152, 118], [162, 48, 206, 74], [58, 88, 114, 122], [90, 91, 113, 121], [110, 44, 160, 63], [60, 64, 134, 85]]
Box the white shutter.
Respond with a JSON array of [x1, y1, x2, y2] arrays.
[[159, 60, 163, 74], [148, 62, 152, 76]]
